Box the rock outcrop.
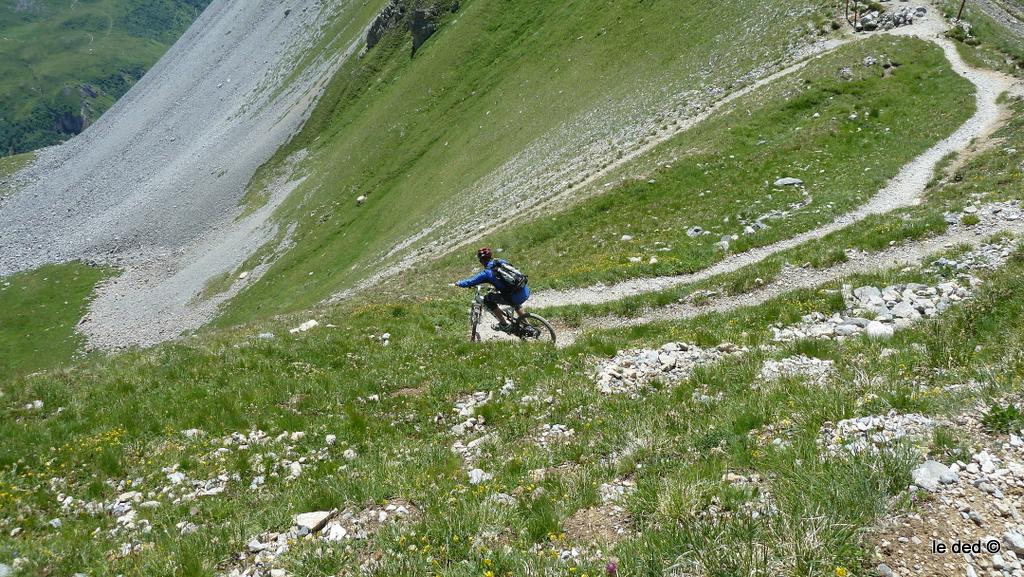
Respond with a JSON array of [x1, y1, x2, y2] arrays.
[[366, 0, 405, 49], [364, 0, 460, 55]]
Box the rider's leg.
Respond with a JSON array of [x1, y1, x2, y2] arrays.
[[513, 306, 526, 320], [484, 299, 509, 325], [487, 306, 507, 324]]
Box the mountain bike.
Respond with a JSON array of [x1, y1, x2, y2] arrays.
[[469, 287, 556, 343]]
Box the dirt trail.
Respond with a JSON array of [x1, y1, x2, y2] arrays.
[[530, 14, 1020, 311], [551, 214, 1024, 347]]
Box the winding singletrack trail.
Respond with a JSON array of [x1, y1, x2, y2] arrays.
[[550, 211, 1024, 347], [531, 13, 1021, 311]]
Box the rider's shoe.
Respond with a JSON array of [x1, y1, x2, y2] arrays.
[[492, 322, 512, 333]]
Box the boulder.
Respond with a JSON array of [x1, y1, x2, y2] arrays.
[[289, 320, 319, 334], [468, 468, 492, 484], [890, 301, 919, 320], [853, 286, 882, 301], [865, 321, 894, 340], [834, 324, 860, 337], [773, 177, 803, 187], [296, 511, 334, 533], [1003, 531, 1024, 555], [911, 460, 958, 492]]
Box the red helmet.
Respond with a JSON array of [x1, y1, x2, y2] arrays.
[[476, 247, 493, 263]]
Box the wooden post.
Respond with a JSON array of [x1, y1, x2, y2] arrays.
[[957, 0, 967, 21], [845, 0, 850, 22]]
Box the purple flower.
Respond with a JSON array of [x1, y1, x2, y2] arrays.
[[606, 561, 618, 576]]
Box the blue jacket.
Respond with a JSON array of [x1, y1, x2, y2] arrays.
[[456, 259, 531, 306]]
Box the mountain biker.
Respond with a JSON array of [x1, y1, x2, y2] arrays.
[[451, 247, 531, 333]]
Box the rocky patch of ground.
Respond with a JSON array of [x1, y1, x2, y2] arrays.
[[223, 501, 420, 577], [758, 354, 835, 387], [868, 419, 1024, 577], [594, 342, 748, 396]]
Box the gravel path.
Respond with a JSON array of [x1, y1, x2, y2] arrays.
[[0, 0, 373, 348], [552, 210, 1024, 347], [530, 14, 1020, 310]]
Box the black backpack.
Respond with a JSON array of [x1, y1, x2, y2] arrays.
[[492, 260, 528, 289]]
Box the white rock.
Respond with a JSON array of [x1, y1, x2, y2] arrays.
[[325, 434, 337, 445], [1005, 532, 1024, 555], [288, 462, 302, 478], [343, 449, 357, 460], [468, 469, 493, 484], [865, 321, 894, 340], [295, 511, 333, 533], [774, 177, 804, 187], [324, 523, 348, 541], [912, 460, 958, 492], [289, 320, 319, 334], [178, 521, 199, 535]]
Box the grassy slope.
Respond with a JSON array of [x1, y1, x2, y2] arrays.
[[1, 80, 1021, 577], [536, 95, 1024, 324], [1, 222, 1020, 574], [0, 262, 113, 381], [217, 0, 834, 325], [410, 35, 975, 295], [0, 0, 211, 155]]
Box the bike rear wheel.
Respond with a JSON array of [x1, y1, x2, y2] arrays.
[[519, 313, 556, 343]]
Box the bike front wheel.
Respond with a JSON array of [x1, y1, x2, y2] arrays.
[[469, 304, 483, 342], [519, 313, 556, 343]]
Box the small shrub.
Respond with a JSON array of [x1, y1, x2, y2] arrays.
[[961, 213, 981, 226], [981, 403, 1024, 434], [945, 26, 969, 43]]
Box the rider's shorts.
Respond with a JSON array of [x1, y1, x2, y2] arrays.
[[483, 291, 515, 309]]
